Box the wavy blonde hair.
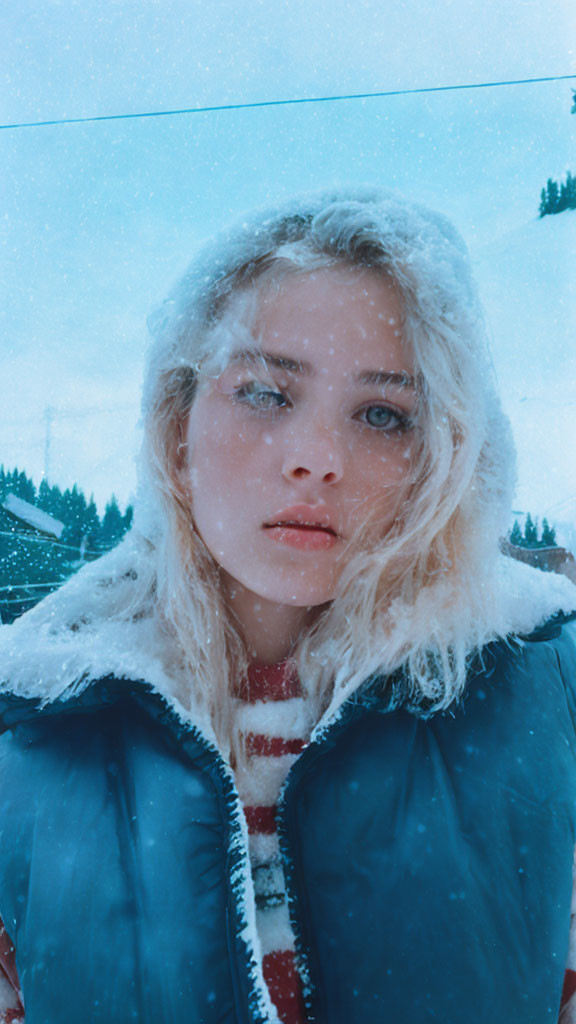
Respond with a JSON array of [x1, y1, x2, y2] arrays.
[[137, 187, 515, 754]]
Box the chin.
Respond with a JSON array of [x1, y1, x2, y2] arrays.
[[267, 570, 338, 608], [264, 586, 335, 608]]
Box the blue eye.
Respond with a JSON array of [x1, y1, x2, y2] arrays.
[[362, 405, 410, 431], [234, 381, 289, 410]]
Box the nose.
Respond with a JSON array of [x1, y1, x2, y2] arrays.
[[281, 422, 344, 485]]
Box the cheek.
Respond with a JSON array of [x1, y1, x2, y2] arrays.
[[185, 405, 263, 505], [188, 438, 241, 509], [383, 442, 414, 478], [344, 441, 414, 531], [357, 439, 414, 489], [186, 399, 230, 470]]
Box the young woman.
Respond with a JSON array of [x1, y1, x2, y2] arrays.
[[0, 187, 575, 1024]]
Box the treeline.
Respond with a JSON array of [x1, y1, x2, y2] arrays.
[[539, 171, 576, 217], [0, 466, 133, 553], [0, 467, 134, 623], [509, 513, 556, 549]]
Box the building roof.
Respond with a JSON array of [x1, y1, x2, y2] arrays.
[[2, 494, 65, 539]]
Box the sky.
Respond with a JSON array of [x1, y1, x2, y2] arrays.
[[1, 0, 575, 526]]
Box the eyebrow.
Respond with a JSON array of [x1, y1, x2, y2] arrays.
[[231, 348, 311, 374], [231, 348, 417, 390], [356, 369, 417, 390]]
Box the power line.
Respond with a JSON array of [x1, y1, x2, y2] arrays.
[[0, 582, 66, 594], [0, 530, 104, 555], [1, 73, 575, 132]]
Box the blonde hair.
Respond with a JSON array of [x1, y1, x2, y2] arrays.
[[137, 187, 515, 755]]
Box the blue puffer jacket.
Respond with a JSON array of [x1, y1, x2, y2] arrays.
[[0, 620, 575, 1024]]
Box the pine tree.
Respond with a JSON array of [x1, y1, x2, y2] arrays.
[[37, 478, 65, 521], [100, 496, 125, 549], [46, 482, 65, 520], [5, 469, 17, 496], [539, 172, 576, 217], [0, 467, 37, 505], [123, 505, 134, 532], [84, 497, 101, 551], [15, 471, 36, 504], [540, 518, 557, 547], [60, 484, 88, 549], [545, 179, 560, 215], [37, 478, 51, 511], [524, 513, 538, 548], [566, 171, 576, 211], [509, 520, 523, 546]]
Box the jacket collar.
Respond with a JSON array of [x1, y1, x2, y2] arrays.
[[1, 529, 575, 733]]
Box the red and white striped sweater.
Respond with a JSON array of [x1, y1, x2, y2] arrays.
[[234, 660, 313, 1024]]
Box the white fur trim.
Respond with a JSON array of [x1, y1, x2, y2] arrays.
[[235, 697, 314, 741], [236, 753, 302, 807], [0, 533, 213, 738], [1, 536, 574, 738], [312, 554, 576, 739], [222, 767, 283, 1024]]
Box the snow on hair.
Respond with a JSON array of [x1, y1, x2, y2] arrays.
[[138, 186, 516, 750]]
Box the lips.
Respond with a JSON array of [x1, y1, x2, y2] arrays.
[[263, 505, 340, 551], [264, 504, 338, 536]]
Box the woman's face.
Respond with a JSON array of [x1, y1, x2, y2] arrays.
[[183, 265, 418, 610]]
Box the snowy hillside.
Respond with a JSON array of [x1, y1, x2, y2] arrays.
[[472, 210, 576, 550]]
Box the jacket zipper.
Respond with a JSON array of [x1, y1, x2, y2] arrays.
[[277, 702, 367, 1023], [176, 721, 279, 1024]]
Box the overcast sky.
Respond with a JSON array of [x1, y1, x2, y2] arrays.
[[1, 0, 575, 514]]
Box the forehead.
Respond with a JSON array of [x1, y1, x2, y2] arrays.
[[245, 265, 410, 374], [255, 264, 402, 324], [201, 264, 412, 383]]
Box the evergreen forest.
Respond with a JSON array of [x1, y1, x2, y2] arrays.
[[509, 513, 557, 549], [538, 171, 576, 217], [0, 466, 133, 623]]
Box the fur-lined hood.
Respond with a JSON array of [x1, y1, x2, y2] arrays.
[[1, 528, 575, 740], [2, 188, 575, 737]]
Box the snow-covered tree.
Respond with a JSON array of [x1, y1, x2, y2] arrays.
[[524, 513, 538, 548], [540, 518, 557, 547], [509, 520, 523, 546], [539, 172, 576, 217], [100, 495, 125, 548]]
